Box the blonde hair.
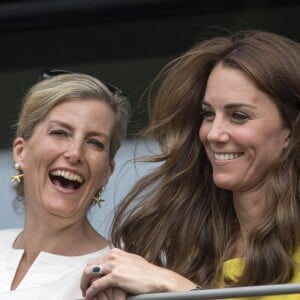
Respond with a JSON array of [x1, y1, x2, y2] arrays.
[[15, 72, 130, 198]]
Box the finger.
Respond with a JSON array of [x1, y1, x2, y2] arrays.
[[92, 265, 104, 276], [85, 276, 117, 300], [82, 248, 130, 297], [85, 287, 112, 300], [103, 288, 113, 300], [113, 288, 127, 300], [81, 264, 106, 296], [95, 287, 126, 300], [101, 289, 113, 300], [92, 290, 109, 300]]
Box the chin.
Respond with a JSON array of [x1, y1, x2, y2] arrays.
[[46, 204, 79, 218], [213, 176, 236, 191]]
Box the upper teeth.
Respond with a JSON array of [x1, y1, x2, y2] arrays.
[[50, 170, 83, 183], [214, 153, 240, 161]]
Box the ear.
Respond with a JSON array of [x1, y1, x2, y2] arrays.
[[13, 137, 26, 170], [109, 159, 115, 176], [102, 159, 115, 186], [282, 127, 291, 149]]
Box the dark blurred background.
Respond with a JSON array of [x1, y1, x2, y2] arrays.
[[0, 0, 299, 149]]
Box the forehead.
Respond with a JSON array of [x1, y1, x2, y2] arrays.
[[206, 64, 257, 94], [204, 64, 273, 107], [41, 98, 116, 134]]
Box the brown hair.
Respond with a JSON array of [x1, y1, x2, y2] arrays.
[[111, 30, 300, 287]]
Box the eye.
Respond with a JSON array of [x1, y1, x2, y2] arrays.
[[87, 139, 105, 150], [231, 111, 250, 122], [49, 129, 68, 137], [200, 108, 215, 121]]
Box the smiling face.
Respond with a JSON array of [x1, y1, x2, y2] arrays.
[[13, 98, 115, 221], [199, 63, 290, 193]]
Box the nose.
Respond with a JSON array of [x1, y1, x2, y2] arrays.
[[206, 118, 230, 143], [64, 140, 84, 164]]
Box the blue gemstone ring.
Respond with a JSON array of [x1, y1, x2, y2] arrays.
[[91, 264, 103, 276]]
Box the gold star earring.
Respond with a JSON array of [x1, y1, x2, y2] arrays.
[[11, 163, 24, 183], [92, 187, 105, 207]]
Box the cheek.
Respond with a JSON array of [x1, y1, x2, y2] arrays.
[[87, 151, 100, 162], [88, 153, 111, 176], [88, 151, 109, 166], [198, 123, 208, 144]]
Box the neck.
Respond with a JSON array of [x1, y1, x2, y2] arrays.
[[233, 184, 266, 238], [14, 215, 107, 260]]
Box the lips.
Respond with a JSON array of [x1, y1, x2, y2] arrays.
[[214, 152, 243, 161], [49, 169, 84, 190]]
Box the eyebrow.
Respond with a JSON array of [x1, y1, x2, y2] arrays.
[[48, 120, 109, 140], [202, 100, 256, 110]]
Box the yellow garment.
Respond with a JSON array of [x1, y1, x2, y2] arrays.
[[221, 247, 300, 300]]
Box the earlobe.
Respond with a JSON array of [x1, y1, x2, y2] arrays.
[[13, 137, 26, 169]]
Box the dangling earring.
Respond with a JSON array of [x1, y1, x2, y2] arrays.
[[92, 187, 105, 207], [11, 163, 24, 183]]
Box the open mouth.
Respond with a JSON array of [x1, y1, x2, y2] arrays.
[[214, 152, 243, 161], [49, 170, 84, 191]]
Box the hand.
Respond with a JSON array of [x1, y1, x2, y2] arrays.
[[85, 287, 127, 300], [81, 248, 196, 299]]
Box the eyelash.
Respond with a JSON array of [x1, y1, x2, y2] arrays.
[[87, 139, 104, 150], [231, 111, 250, 122], [200, 109, 250, 123], [50, 129, 68, 136], [200, 109, 214, 120], [50, 130, 105, 150]]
